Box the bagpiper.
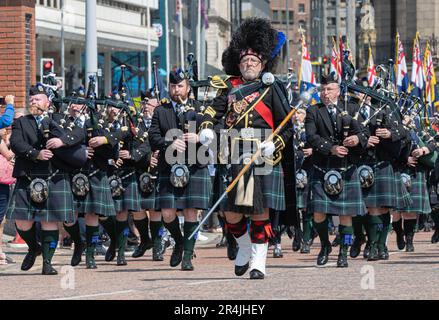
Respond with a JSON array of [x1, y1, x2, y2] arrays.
[[293, 107, 315, 254], [149, 68, 211, 271], [62, 83, 119, 269], [349, 80, 406, 261], [198, 18, 294, 279], [7, 84, 85, 275], [305, 73, 368, 267], [392, 111, 433, 252], [131, 89, 164, 261]]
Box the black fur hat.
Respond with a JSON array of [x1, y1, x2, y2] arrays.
[[222, 18, 282, 76]]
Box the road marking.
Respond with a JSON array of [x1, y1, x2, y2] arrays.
[[51, 290, 137, 300], [186, 279, 237, 285]]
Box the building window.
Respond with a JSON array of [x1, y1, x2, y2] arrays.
[[273, 10, 279, 22], [328, 17, 336, 26], [299, 20, 306, 31], [289, 11, 294, 24], [299, 4, 305, 13]]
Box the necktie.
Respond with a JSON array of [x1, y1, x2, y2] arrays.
[[35, 116, 43, 129], [328, 107, 336, 123], [360, 107, 369, 120]]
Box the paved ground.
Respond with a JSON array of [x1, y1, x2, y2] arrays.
[[1, 231, 439, 300]]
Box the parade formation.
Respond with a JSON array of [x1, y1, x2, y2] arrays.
[[3, 16, 439, 284]]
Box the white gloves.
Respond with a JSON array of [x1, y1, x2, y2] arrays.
[[260, 141, 275, 157], [199, 128, 215, 146]]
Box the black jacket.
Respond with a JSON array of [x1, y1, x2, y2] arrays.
[[11, 114, 84, 177], [149, 99, 204, 172], [305, 101, 368, 168]]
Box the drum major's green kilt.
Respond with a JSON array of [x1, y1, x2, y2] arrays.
[[398, 170, 431, 214], [7, 173, 75, 223], [361, 161, 396, 208], [158, 166, 212, 210], [309, 166, 367, 216], [394, 170, 414, 211], [73, 170, 116, 217], [111, 169, 141, 212], [227, 163, 285, 215]]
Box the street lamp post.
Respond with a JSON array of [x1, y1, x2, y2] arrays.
[[85, 0, 98, 92]]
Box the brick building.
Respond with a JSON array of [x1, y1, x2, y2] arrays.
[[0, 0, 36, 114]]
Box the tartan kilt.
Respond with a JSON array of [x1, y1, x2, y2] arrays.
[[73, 170, 116, 217], [308, 165, 367, 216], [296, 167, 312, 210], [138, 171, 159, 210], [361, 161, 396, 208], [227, 163, 285, 215], [296, 185, 309, 210], [111, 169, 141, 212], [211, 164, 230, 212], [158, 165, 212, 210], [394, 170, 414, 211], [7, 173, 75, 223], [398, 170, 431, 214]]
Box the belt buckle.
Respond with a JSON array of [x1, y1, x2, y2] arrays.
[[241, 128, 255, 139]]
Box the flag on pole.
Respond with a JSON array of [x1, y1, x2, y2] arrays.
[[330, 37, 342, 83], [201, 0, 209, 29], [410, 32, 424, 99], [424, 42, 439, 121], [395, 32, 409, 93], [175, 0, 181, 22], [367, 45, 377, 87], [298, 36, 320, 104]]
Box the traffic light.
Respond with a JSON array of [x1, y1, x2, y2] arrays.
[[323, 55, 328, 64], [40, 58, 54, 77]]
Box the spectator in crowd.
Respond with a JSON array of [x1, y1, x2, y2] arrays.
[[0, 127, 15, 264], [0, 95, 14, 129]]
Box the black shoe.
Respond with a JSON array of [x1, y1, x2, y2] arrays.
[[71, 242, 85, 267], [367, 242, 379, 261], [86, 257, 97, 269], [405, 234, 414, 252], [431, 229, 439, 244], [350, 237, 365, 259], [235, 262, 249, 276], [62, 237, 72, 248], [105, 243, 116, 262], [292, 229, 302, 252], [227, 241, 238, 261], [396, 232, 406, 250], [317, 242, 332, 266], [336, 252, 348, 267], [116, 253, 127, 266], [181, 254, 194, 271], [300, 241, 311, 254], [363, 241, 371, 259], [152, 238, 164, 261], [132, 240, 153, 258], [273, 244, 283, 258], [331, 234, 341, 247], [21, 246, 42, 271], [216, 236, 227, 248], [249, 269, 264, 279], [170, 244, 183, 267], [42, 260, 58, 275], [378, 246, 389, 260]]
